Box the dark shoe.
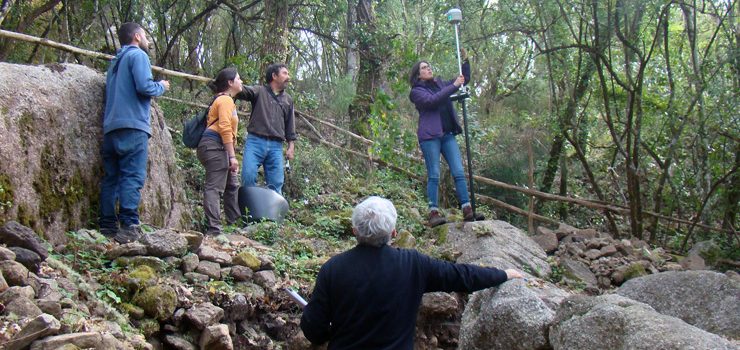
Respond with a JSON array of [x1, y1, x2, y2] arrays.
[[100, 227, 118, 238], [463, 206, 485, 221], [428, 210, 447, 227], [114, 225, 141, 244]]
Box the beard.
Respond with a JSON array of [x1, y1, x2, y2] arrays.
[[138, 42, 150, 55]]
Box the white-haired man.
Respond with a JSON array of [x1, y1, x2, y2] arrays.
[[300, 196, 523, 349]]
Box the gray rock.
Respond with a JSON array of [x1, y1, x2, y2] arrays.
[[0, 222, 48, 259], [254, 270, 278, 289], [230, 265, 253, 282], [36, 299, 63, 319], [198, 245, 232, 265], [6, 313, 60, 349], [220, 267, 232, 279], [106, 242, 147, 259], [574, 228, 598, 240], [29, 331, 102, 350], [583, 249, 603, 260], [179, 230, 204, 252], [223, 293, 252, 322], [185, 302, 224, 330], [114, 255, 168, 272], [460, 279, 569, 350], [680, 253, 706, 270], [181, 253, 199, 273], [532, 230, 558, 254], [164, 334, 197, 350], [4, 296, 43, 318], [196, 260, 222, 280], [554, 223, 577, 240], [259, 255, 275, 271], [165, 256, 183, 268], [445, 220, 551, 278], [0, 260, 30, 286], [199, 324, 233, 350], [1, 285, 36, 303], [32, 277, 63, 301], [560, 258, 597, 287], [0, 273, 7, 293], [688, 240, 722, 266], [617, 270, 740, 339], [599, 244, 618, 257], [140, 229, 189, 257], [0, 246, 16, 260], [0, 63, 191, 246], [184, 272, 210, 283], [234, 282, 266, 299], [8, 247, 42, 273], [549, 294, 738, 350], [419, 292, 458, 317]]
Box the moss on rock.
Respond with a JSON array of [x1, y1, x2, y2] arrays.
[[121, 303, 146, 320], [394, 230, 416, 249], [623, 263, 647, 281], [233, 251, 262, 271], [136, 318, 161, 338], [126, 265, 159, 292], [132, 285, 177, 321], [434, 224, 449, 244], [0, 173, 14, 222]]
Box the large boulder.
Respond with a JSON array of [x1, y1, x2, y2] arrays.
[[459, 279, 569, 350], [445, 220, 551, 278], [549, 294, 738, 350], [0, 62, 191, 245], [617, 270, 740, 339], [446, 221, 570, 349]]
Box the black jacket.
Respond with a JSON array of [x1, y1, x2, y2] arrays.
[[300, 244, 508, 349]]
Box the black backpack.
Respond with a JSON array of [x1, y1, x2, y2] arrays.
[[182, 97, 218, 149]]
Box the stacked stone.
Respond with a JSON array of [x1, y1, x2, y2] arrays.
[[531, 223, 698, 292], [0, 221, 296, 350]]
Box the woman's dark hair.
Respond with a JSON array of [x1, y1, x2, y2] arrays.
[[208, 67, 239, 93], [118, 22, 142, 46], [265, 63, 287, 83], [409, 60, 429, 87]]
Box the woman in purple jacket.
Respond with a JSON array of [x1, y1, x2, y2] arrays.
[[409, 54, 476, 227]]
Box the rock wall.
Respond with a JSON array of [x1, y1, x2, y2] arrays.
[[0, 62, 191, 245]]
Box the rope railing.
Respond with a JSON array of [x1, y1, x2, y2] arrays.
[[0, 28, 732, 235]]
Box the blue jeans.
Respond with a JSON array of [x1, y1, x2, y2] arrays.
[[420, 133, 470, 209], [241, 134, 285, 194], [99, 128, 149, 229]]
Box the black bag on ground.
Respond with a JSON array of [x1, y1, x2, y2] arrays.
[[182, 97, 219, 149]]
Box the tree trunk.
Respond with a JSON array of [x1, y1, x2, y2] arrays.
[[260, 0, 290, 80], [345, 0, 358, 81], [348, 0, 382, 138]]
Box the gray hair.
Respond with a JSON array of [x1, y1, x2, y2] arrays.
[[352, 196, 397, 247]]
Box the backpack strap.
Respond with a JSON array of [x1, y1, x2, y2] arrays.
[[205, 93, 226, 128]]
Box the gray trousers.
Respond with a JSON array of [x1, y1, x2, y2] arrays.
[[197, 137, 240, 235]]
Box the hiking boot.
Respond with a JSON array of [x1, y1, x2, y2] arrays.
[[100, 227, 117, 238], [114, 225, 141, 244], [463, 205, 485, 222], [428, 210, 447, 227]]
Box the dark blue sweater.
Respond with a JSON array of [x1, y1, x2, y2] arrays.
[[300, 244, 508, 349]]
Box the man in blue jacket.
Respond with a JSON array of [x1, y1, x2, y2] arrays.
[[99, 22, 170, 243], [300, 196, 523, 349]]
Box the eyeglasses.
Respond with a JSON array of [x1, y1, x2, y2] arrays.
[[420, 65, 433, 71]]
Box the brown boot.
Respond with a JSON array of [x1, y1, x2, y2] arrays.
[[428, 209, 447, 227], [463, 205, 484, 221]]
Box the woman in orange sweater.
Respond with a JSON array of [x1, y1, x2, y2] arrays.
[[197, 67, 243, 235]]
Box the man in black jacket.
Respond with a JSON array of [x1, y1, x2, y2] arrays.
[[300, 196, 523, 349]]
